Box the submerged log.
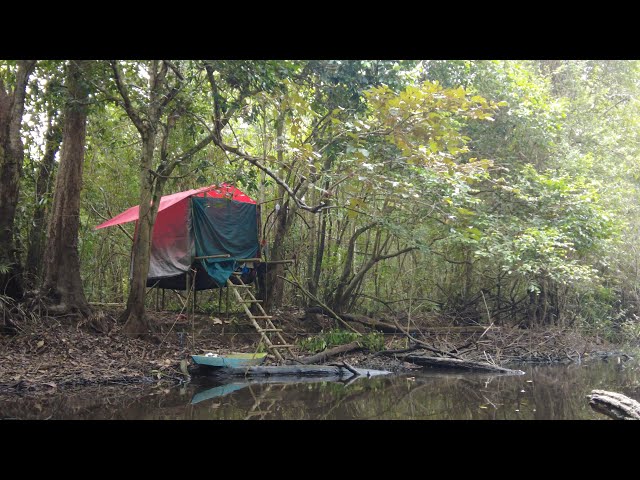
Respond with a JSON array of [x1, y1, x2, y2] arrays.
[[299, 341, 363, 365], [191, 363, 390, 380], [403, 355, 525, 375], [589, 390, 640, 420]]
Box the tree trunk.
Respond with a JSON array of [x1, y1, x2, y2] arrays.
[[0, 60, 36, 299], [263, 110, 289, 312], [265, 203, 289, 309], [108, 61, 215, 337], [121, 135, 159, 337], [332, 222, 376, 312], [25, 113, 62, 285], [310, 205, 328, 298], [41, 60, 91, 317]]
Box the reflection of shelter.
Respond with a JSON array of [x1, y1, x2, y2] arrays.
[[95, 183, 261, 293]]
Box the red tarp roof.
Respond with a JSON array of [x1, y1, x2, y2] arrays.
[[95, 183, 256, 230]]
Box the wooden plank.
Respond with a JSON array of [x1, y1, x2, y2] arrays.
[[234, 258, 295, 265], [194, 254, 231, 260]]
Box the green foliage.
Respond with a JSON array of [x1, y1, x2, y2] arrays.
[[10, 59, 640, 339], [0, 262, 11, 275], [470, 165, 617, 290], [361, 331, 385, 351], [620, 319, 640, 345]]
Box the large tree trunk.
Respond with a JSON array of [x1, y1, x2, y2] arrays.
[[25, 112, 62, 285], [0, 60, 36, 299], [109, 61, 213, 337], [121, 136, 160, 337], [41, 60, 91, 317]]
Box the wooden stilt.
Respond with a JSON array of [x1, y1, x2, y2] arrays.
[[226, 283, 230, 315], [186, 269, 192, 348], [193, 269, 197, 314], [191, 268, 196, 347]]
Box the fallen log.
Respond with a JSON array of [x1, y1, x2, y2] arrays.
[[299, 341, 363, 365], [402, 355, 525, 375], [190, 364, 390, 380], [588, 390, 640, 420]]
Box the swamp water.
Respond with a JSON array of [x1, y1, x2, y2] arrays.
[[2, 358, 638, 420]]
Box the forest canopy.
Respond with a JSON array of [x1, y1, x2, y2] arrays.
[[1, 60, 639, 341]]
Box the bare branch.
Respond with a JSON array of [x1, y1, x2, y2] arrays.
[[159, 131, 216, 178], [164, 60, 184, 81], [109, 60, 145, 133], [213, 137, 328, 213]]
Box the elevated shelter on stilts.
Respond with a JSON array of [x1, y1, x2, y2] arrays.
[[95, 183, 260, 290]]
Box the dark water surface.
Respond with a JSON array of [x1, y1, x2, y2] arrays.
[[2, 359, 638, 420]]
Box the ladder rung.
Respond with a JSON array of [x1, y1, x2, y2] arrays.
[[251, 315, 273, 319], [231, 285, 251, 288], [257, 328, 283, 332], [269, 344, 295, 349]]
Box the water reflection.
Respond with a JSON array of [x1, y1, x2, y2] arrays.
[[2, 360, 638, 420]]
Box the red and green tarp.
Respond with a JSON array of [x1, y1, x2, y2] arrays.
[[95, 184, 259, 288]]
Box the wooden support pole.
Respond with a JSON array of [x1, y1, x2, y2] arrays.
[[235, 258, 295, 265], [186, 270, 192, 347], [226, 283, 230, 315], [193, 269, 197, 314], [194, 254, 231, 260]]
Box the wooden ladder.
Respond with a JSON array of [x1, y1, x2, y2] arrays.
[[226, 275, 296, 363], [244, 384, 287, 420]]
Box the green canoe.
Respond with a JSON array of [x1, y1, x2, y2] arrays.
[[191, 352, 267, 368]]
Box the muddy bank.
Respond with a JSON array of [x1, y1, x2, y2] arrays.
[[0, 306, 632, 396]]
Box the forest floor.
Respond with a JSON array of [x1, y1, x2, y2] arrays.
[[0, 305, 633, 396]]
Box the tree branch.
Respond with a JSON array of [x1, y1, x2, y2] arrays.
[[109, 60, 145, 133], [213, 137, 329, 213]]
